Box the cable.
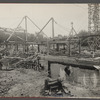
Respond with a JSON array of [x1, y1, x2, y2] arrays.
[[27, 16, 49, 39], [6, 17, 25, 41], [33, 18, 52, 42], [77, 16, 88, 33], [54, 20, 70, 32]]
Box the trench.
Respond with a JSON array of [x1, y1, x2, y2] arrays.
[[48, 61, 100, 89]]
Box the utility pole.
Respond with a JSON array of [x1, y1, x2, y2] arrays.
[[25, 16, 28, 42], [52, 17, 54, 38], [25, 16, 28, 53], [52, 17, 55, 49]]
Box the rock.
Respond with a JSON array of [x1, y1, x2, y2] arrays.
[[57, 90, 62, 95]]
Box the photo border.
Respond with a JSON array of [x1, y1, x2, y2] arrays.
[[0, 0, 99, 100]]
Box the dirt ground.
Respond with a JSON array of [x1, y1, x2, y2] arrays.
[[0, 68, 47, 97], [0, 67, 99, 98], [62, 82, 100, 98]]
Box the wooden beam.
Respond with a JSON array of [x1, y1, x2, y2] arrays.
[[40, 55, 98, 70]]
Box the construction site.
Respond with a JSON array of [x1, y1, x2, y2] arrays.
[[0, 4, 100, 98]]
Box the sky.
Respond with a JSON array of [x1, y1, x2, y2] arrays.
[[0, 4, 88, 37]]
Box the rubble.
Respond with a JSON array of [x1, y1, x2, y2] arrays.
[[0, 49, 100, 97]]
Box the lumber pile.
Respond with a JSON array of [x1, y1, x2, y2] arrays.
[[14, 55, 44, 71], [0, 54, 44, 71]]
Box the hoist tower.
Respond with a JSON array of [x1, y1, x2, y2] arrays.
[[88, 4, 100, 34]]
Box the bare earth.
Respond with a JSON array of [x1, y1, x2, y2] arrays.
[[0, 68, 47, 97], [0, 68, 99, 98]]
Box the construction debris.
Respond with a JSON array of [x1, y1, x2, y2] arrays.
[[43, 77, 71, 96], [0, 54, 44, 71]]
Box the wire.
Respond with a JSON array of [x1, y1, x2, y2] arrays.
[[54, 20, 70, 32], [6, 17, 25, 41], [77, 16, 88, 33], [28, 16, 50, 39]]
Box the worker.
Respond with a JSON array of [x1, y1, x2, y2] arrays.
[[64, 66, 71, 76]]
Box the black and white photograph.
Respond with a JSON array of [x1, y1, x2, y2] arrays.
[[0, 3, 100, 98]]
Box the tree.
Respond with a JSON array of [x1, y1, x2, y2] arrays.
[[77, 30, 89, 46], [0, 30, 9, 43], [77, 30, 89, 37]]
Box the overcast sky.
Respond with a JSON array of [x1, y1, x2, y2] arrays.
[[0, 4, 88, 37]]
